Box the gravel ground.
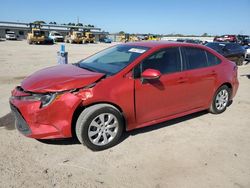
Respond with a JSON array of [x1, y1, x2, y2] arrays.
[[0, 40, 250, 188]]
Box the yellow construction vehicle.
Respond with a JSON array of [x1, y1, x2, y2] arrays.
[[144, 35, 160, 41], [119, 33, 128, 42], [119, 33, 139, 43], [27, 24, 46, 44], [84, 31, 95, 43], [129, 34, 139, 42], [64, 31, 84, 44]]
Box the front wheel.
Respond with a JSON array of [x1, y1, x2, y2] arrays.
[[76, 104, 124, 151], [209, 85, 231, 114]]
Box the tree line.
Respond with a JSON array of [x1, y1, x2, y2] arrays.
[[32, 20, 95, 27]]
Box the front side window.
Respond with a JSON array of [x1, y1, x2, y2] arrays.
[[141, 47, 182, 74], [78, 45, 149, 75], [54, 33, 61, 36], [34, 31, 42, 37], [76, 33, 82, 37], [184, 47, 207, 70]]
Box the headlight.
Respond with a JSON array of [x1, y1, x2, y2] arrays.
[[39, 94, 57, 107], [19, 93, 57, 108]]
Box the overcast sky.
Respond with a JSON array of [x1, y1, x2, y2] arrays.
[[1, 0, 250, 35]]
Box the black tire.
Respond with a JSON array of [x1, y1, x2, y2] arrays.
[[209, 85, 231, 114], [237, 56, 244, 66], [75, 104, 124, 151]]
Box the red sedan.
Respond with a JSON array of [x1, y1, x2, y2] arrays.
[[10, 42, 239, 150]]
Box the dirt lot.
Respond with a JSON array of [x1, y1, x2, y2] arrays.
[[0, 40, 250, 188]]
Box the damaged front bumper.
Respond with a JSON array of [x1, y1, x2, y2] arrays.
[[9, 87, 83, 139]]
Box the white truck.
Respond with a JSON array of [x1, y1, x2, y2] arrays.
[[5, 31, 17, 40], [49, 31, 64, 42]]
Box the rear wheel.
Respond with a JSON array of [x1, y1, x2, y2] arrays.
[[209, 85, 231, 114], [76, 104, 124, 151]]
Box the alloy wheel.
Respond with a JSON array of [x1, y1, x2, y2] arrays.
[[215, 89, 229, 111], [88, 113, 119, 146]]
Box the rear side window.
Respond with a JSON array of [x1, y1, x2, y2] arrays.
[[141, 47, 182, 74], [184, 47, 207, 70], [206, 51, 221, 66]]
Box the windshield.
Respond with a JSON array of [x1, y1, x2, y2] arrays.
[[34, 31, 42, 37], [78, 45, 150, 75], [89, 34, 95, 38], [76, 32, 82, 37], [206, 43, 224, 54]]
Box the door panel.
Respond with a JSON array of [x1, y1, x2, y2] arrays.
[[182, 47, 217, 109], [185, 67, 217, 109], [135, 72, 189, 125], [134, 47, 190, 125]]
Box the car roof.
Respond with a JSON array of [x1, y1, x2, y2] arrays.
[[122, 41, 204, 49], [207, 42, 239, 45]]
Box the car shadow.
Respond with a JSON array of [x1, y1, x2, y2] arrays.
[[1, 110, 208, 146], [38, 110, 208, 146], [0, 112, 16, 130], [244, 61, 249, 65], [240, 74, 250, 79], [119, 110, 208, 142], [36, 137, 81, 145]]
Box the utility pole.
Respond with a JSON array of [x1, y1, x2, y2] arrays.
[[77, 16, 79, 24]]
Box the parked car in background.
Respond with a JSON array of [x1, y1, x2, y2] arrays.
[[176, 38, 186, 42], [10, 41, 239, 150], [206, 42, 246, 65], [237, 35, 250, 46], [49, 31, 64, 42], [244, 46, 250, 61], [5, 31, 17, 40], [214, 35, 237, 43], [176, 38, 202, 44], [213, 36, 225, 42], [44, 36, 54, 45], [99, 37, 112, 43]]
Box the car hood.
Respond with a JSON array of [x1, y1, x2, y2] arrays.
[[21, 64, 105, 93]]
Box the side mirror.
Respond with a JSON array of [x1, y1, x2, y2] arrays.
[[141, 69, 161, 80]]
